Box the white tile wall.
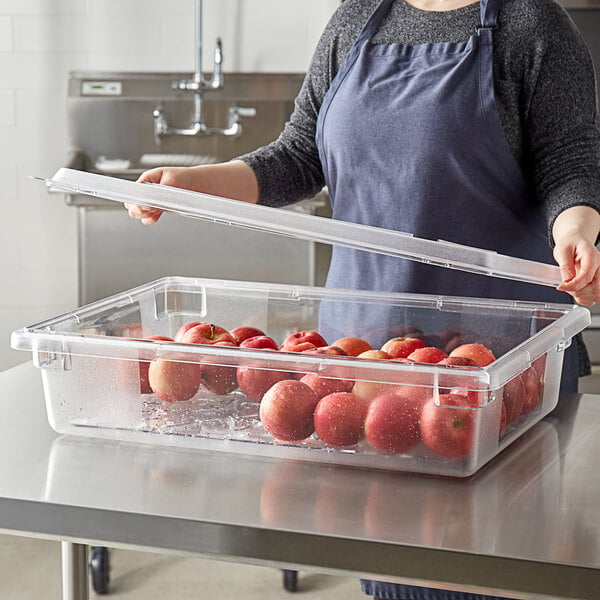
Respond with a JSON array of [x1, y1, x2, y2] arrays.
[[0, 16, 12, 52], [86, 0, 193, 16], [0, 0, 341, 372], [0, 0, 85, 15], [0, 91, 15, 126], [14, 90, 67, 127]]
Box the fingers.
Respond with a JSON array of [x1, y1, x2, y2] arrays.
[[568, 274, 600, 306], [553, 244, 576, 285], [123, 167, 175, 224], [123, 203, 163, 225], [557, 254, 595, 292], [136, 167, 165, 184], [554, 240, 600, 305]]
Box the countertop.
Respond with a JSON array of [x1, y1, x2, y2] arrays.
[[1, 361, 600, 599]]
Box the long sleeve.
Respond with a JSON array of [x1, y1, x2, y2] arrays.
[[515, 0, 600, 240]]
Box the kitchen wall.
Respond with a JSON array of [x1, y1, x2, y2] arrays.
[[0, 0, 341, 372]]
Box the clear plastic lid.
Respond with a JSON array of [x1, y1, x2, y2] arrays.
[[37, 168, 562, 288]]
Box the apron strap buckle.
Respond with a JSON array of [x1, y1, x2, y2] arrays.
[[477, 24, 496, 42]]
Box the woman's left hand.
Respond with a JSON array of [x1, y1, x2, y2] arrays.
[[552, 206, 600, 306]]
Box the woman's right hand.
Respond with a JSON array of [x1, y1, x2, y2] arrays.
[[125, 166, 204, 225], [125, 161, 260, 225]]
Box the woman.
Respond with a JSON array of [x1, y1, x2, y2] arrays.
[[127, 0, 600, 597]]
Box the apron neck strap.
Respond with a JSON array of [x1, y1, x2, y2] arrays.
[[480, 0, 501, 29], [354, 0, 395, 46], [353, 0, 500, 44]]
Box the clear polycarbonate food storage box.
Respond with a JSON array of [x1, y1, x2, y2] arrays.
[[11, 169, 591, 477]]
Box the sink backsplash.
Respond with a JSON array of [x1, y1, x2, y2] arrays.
[[67, 72, 305, 170]]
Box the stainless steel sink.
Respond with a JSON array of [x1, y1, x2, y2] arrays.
[[64, 71, 332, 305], [67, 71, 306, 169]]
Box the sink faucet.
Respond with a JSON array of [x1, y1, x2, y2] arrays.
[[153, 0, 256, 140]]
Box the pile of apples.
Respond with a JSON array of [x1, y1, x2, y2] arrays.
[[134, 323, 545, 461]]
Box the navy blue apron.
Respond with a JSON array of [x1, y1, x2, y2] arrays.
[[315, 0, 578, 397], [315, 1, 576, 597]]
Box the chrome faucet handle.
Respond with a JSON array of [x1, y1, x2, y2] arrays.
[[223, 106, 257, 137], [152, 105, 168, 141], [214, 38, 222, 70], [171, 38, 223, 92], [206, 38, 223, 90], [230, 106, 257, 119]]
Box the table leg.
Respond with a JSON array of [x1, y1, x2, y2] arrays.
[[61, 541, 89, 600]]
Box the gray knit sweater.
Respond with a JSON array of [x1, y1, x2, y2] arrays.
[[240, 0, 600, 240]]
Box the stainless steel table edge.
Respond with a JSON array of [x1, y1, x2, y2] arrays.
[[0, 496, 598, 600]]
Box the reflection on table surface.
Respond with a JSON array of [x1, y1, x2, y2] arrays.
[[42, 393, 600, 570]]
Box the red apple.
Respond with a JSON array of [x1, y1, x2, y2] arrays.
[[352, 358, 420, 403], [280, 330, 328, 352], [259, 380, 319, 442], [437, 356, 478, 367], [449, 343, 496, 367], [286, 345, 349, 381], [331, 336, 373, 357], [407, 346, 449, 364], [173, 321, 203, 342], [501, 375, 525, 424], [520, 366, 541, 415], [394, 384, 433, 408], [300, 373, 353, 399], [381, 336, 426, 359], [352, 358, 415, 402], [386, 325, 423, 338], [138, 335, 175, 394], [437, 356, 479, 393], [180, 323, 236, 346], [357, 349, 390, 360], [353, 380, 400, 404], [314, 392, 369, 447], [239, 335, 279, 351], [236, 366, 291, 403], [289, 341, 318, 353], [447, 385, 486, 408], [420, 393, 478, 459], [229, 326, 266, 345], [148, 358, 202, 402], [181, 326, 238, 395], [364, 393, 422, 454], [195, 341, 239, 395], [302, 345, 348, 356], [199, 367, 238, 395], [532, 354, 547, 381]]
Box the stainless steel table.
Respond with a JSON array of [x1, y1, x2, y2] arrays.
[[1, 362, 600, 600]]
